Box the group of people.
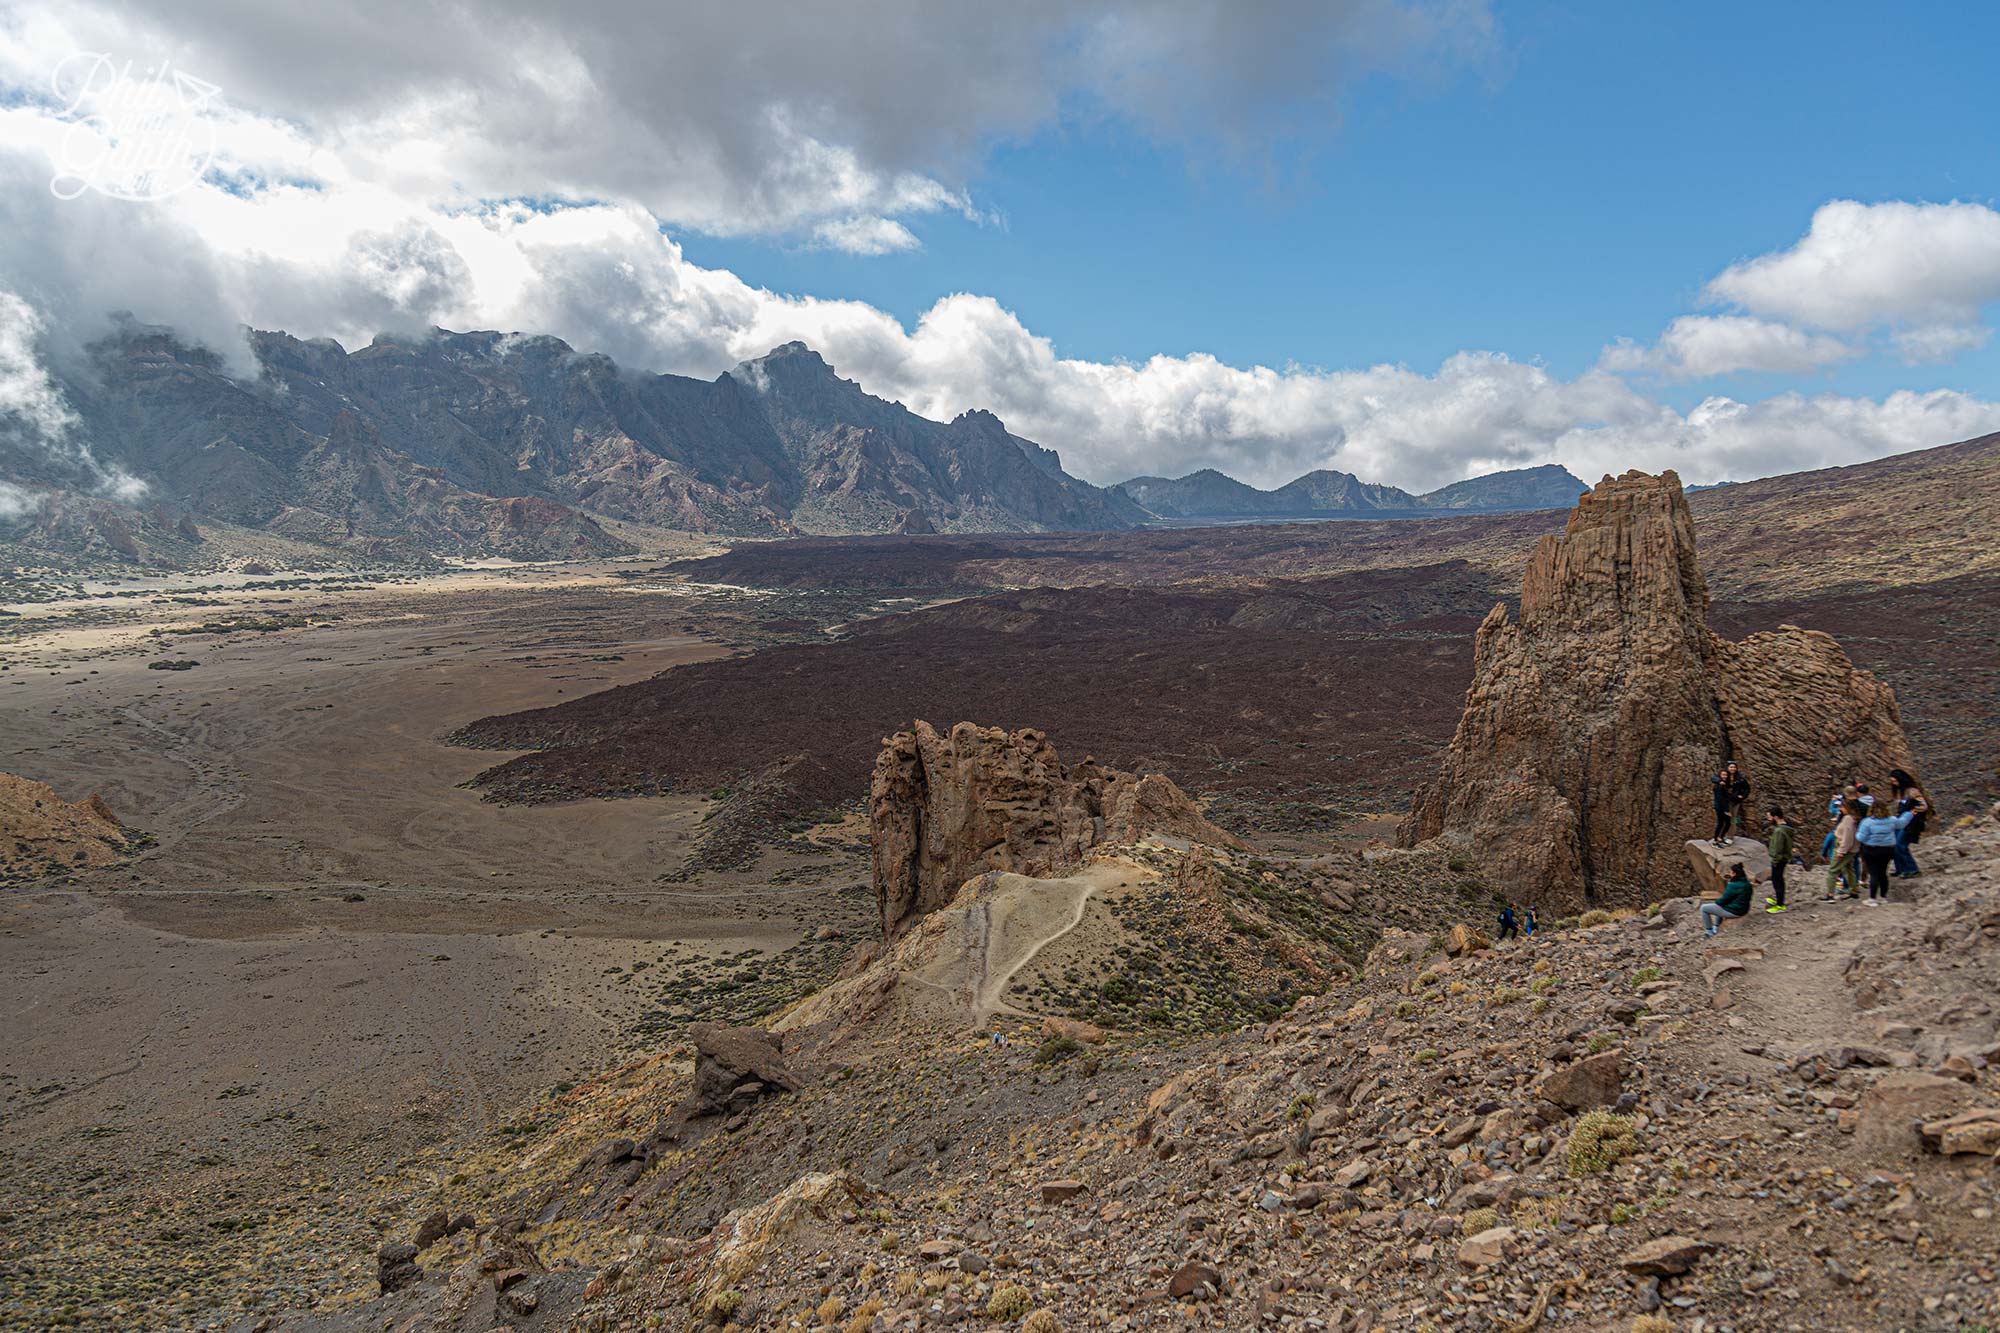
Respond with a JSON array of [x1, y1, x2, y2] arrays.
[[1698, 761, 1931, 936]]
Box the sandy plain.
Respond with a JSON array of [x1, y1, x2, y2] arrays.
[[0, 563, 875, 1329]]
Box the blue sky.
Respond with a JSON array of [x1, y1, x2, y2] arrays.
[[6, 0, 2000, 490], [682, 1, 2000, 409]]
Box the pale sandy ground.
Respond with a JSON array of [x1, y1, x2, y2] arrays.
[[0, 564, 867, 1330]]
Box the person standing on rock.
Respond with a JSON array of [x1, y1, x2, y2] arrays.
[[1887, 769, 1929, 879], [1711, 762, 1749, 842], [1823, 790, 1863, 901], [1855, 799, 1920, 904], [1700, 863, 1754, 935], [1763, 807, 1794, 913]]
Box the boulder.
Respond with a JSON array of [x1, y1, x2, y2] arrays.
[[1853, 1071, 1971, 1161], [1457, 1226, 1517, 1268], [1538, 1050, 1624, 1111], [1686, 836, 1772, 897], [1399, 471, 1911, 911], [1041, 1017, 1106, 1045], [687, 1022, 802, 1116], [871, 720, 1242, 936], [376, 1241, 421, 1294], [1445, 923, 1493, 957], [1168, 1260, 1222, 1299], [703, 1172, 869, 1297], [1622, 1235, 1714, 1277], [1919, 1108, 2000, 1156]]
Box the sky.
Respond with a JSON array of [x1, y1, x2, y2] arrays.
[[2, 0, 2000, 498]]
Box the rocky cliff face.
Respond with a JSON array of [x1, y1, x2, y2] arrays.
[[0, 772, 132, 882], [1401, 470, 1913, 909], [17, 329, 1137, 567], [869, 720, 1238, 937]]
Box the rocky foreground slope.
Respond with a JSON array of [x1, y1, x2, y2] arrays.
[[246, 808, 2000, 1333]]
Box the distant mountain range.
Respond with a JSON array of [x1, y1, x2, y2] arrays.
[[1115, 462, 1586, 521], [1, 326, 1584, 568]]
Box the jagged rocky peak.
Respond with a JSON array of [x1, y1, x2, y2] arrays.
[[869, 720, 1238, 938], [1401, 469, 1913, 911]]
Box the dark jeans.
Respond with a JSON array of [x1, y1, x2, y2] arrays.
[[1861, 846, 1895, 899], [1498, 922, 1518, 940], [1712, 809, 1732, 840], [1892, 830, 1920, 876], [1769, 861, 1786, 906]]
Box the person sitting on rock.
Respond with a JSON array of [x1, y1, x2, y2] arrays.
[[1700, 863, 1754, 935], [1710, 762, 1748, 843], [1887, 768, 1929, 879], [1497, 903, 1519, 941], [1855, 799, 1920, 905], [1763, 807, 1793, 913]]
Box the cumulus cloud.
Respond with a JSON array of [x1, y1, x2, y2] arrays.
[[1600, 315, 1858, 379], [1704, 199, 2000, 354], [0, 6, 1995, 504], [5, 0, 1496, 247]]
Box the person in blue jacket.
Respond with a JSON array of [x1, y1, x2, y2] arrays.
[[1854, 800, 1921, 903], [1523, 905, 1538, 937], [1497, 904, 1519, 941]]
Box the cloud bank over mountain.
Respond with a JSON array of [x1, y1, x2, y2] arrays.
[[1, 1, 1997, 495]]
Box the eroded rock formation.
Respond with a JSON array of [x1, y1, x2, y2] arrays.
[[870, 720, 1237, 936], [1401, 470, 1913, 910], [0, 771, 131, 881]]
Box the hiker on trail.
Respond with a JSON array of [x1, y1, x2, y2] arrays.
[[1497, 904, 1519, 941], [1700, 862, 1754, 936], [1888, 768, 1929, 879], [1711, 762, 1749, 842], [1824, 790, 1863, 901], [1855, 800, 1921, 904], [1524, 905, 1538, 937], [1764, 807, 1794, 913]]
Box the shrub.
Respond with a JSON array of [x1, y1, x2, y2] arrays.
[[1287, 1093, 1315, 1121], [1631, 1317, 1675, 1333], [894, 1271, 922, 1296], [1588, 1032, 1618, 1054], [1530, 997, 1550, 1014], [1395, 1000, 1417, 1019], [1023, 1312, 1063, 1333], [1447, 855, 1471, 873], [987, 1282, 1034, 1321], [1448, 981, 1469, 996], [1488, 985, 1526, 1007], [1629, 967, 1662, 988], [1529, 975, 1556, 994], [1415, 1048, 1439, 1064], [1610, 1203, 1636, 1224], [816, 1296, 844, 1325], [703, 1289, 742, 1321], [1568, 1110, 1640, 1176], [1462, 1206, 1501, 1234], [1032, 1036, 1081, 1066], [1578, 909, 1614, 928]]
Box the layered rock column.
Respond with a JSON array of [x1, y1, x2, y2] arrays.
[[870, 720, 1237, 937], [1401, 470, 1913, 910]]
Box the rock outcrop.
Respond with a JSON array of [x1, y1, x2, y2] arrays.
[[686, 1022, 803, 1116], [870, 720, 1239, 937], [1401, 470, 1913, 910], [0, 772, 131, 882]]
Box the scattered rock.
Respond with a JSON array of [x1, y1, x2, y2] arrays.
[[1622, 1235, 1715, 1277]]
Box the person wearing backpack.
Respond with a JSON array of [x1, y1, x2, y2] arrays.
[[1763, 807, 1794, 913]]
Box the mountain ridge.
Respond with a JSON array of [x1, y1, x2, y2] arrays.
[[1115, 460, 1587, 519]]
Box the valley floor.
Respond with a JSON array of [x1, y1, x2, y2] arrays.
[[0, 564, 878, 1330]]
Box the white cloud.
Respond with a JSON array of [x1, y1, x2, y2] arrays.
[[1891, 322, 1991, 364], [1600, 315, 1857, 379], [812, 216, 923, 257], [3, 0, 1496, 248], [0, 288, 145, 503], [1704, 199, 2000, 353], [0, 11, 1995, 507]]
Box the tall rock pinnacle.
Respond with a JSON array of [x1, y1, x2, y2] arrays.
[[1401, 470, 1914, 909]]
